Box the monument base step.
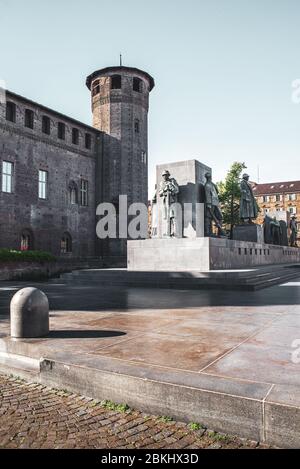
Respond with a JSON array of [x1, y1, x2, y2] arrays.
[[56, 264, 300, 290]]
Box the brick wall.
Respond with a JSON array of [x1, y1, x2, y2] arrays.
[[0, 91, 102, 257]]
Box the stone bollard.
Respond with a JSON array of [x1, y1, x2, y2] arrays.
[[10, 287, 49, 338]]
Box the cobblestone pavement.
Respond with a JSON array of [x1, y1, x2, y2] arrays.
[[0, 374, 273, 449]]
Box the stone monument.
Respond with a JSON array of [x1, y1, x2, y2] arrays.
[[290, 216, 298, 247], [239, 173, 259, 223], [154, 159, 211, 238], [233, 173, 263, 243], [204, 172, 225, 237], [127, 159, 300, 271], [264, 212, 289, 246], [158, 170, 180, 237]]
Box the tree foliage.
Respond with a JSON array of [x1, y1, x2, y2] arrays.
[[217, 162, 247, 237]]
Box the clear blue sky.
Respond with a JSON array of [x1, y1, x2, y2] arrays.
[[1, 0, 300, 193]]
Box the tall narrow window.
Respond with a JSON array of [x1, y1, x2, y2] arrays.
[[25, 109, 34, 129], [21, 230, 33, 251], [111, 75, 121, 89], [58, 122, 66, 140], [2, 161, 14, 193], [6, 101, 16, 122], [134, 119, 140, 134], [68, 182, 78, 204], [61, 233, 72, 254], [80, 179, 88, 206], [72, 128, 79, 145], [85, 133, 92, 149], [42, 115, 51, 135], [141, 151, 147, 164], [38, 170, 48, 199], [133, 77, 142, 92], [92, 80, 100, 96]]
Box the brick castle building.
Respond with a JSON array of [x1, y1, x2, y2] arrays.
[[0, 66, 154, 263]]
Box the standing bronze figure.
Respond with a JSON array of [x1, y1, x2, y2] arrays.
[[290, 215, 298, 247], [159, 170, 180, 237], [204, 172, 225, 237], [239, 173, 258, 223]]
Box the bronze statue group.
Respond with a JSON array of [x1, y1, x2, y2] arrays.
[[157, 170, 298, 247]]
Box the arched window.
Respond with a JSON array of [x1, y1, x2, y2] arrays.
[[111, 75, 122, 89], [21, 229, 33, 251], [68, 181, 78, 204], [61, 233, 72, 254]]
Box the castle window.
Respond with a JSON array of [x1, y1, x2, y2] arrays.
[[92, 80, 100, 96], [42, 116, 51, 135], [288, 193, 296, 201], [72, 128, 79, 145], [6, 101, 16, 123], [111, 75, 121, 89], [58, 122, 66, 140], [2, 161, 14, 193], [25, 109, 34, 129], [275, 194, 282, 202], [85, 133, 92, 149], [38, 170, 48, 199], [141, 151, 147, 164], [70, 188, 77, 204], [80, 179, 88, 206], [133, 77, 142, 93], [61, 232, 72, 254], [68, 181, 78, 205], [21, 229, 33, 251], [134, 119, 140, 134], [263, 195, 270, 203]]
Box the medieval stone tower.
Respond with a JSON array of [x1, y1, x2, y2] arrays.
[[86, 66, 155, 261]]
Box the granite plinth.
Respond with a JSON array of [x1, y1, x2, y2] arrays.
[[127, 237, 300, 271]]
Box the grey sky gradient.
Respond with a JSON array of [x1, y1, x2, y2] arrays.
[[1, 0, 300, 193]]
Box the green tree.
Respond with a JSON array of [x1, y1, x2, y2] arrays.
[[217, 162, 247, 239]]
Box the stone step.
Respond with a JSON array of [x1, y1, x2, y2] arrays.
[[55, 269, 300, 291], [0, 351, 41, 380]]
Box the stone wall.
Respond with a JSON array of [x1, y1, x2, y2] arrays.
[[0, 91, 102, 257], [0, 258, 102, 281]]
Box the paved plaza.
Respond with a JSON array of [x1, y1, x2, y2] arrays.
[[0, 275, 300, 448]]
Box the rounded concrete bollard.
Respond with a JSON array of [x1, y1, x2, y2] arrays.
[[10, 287, 49, 338]]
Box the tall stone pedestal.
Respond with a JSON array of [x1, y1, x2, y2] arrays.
[[153, 159, 211, 238], [233, 224, 264, 243]]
